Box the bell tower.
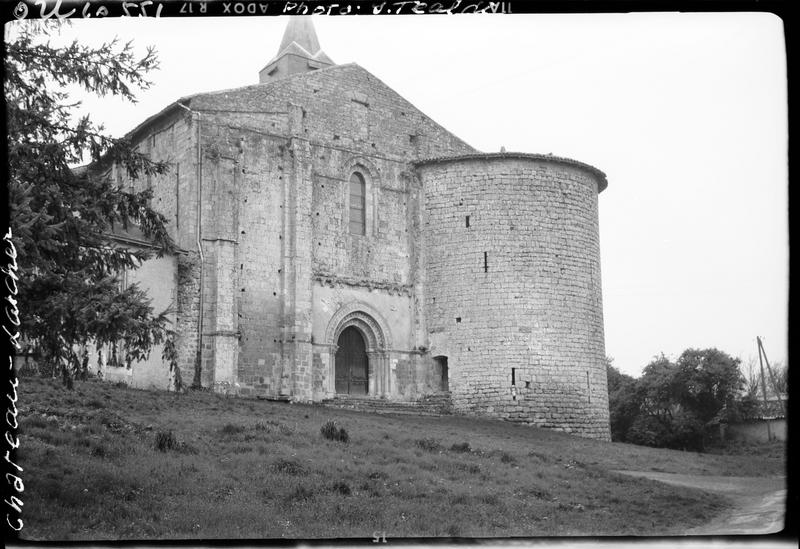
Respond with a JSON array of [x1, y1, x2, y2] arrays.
[[259, 17, 335, 83]]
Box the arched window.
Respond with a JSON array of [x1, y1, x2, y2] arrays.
[[349, 172, 366, 235]]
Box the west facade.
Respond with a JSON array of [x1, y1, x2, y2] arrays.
[[115, 18, 611, 440]]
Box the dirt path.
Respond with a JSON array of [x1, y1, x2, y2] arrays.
[[616, 470, 786, 535]]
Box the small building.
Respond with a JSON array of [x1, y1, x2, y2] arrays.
[[727, 396, 788, 443]]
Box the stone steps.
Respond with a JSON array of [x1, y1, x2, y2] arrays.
[[321, 393, 453, 416]]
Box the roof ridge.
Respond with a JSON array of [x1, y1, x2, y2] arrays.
[[198, 62, 357, 100], [122, 63, 360, 140]]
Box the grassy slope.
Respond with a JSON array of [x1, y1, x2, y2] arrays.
[[16, 378, 785, 540]]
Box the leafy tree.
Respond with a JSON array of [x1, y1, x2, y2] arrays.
[[672, 348, 743, 424], [637, 354, 681, 425], [617, 349, 744, 451], [606, 359, 643, 442], [5, 21, 175, 387]]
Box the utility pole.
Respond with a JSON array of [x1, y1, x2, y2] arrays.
[[756, 336, 774, 441], [757, 337, 786, 417]]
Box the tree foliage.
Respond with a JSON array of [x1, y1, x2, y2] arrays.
[[742, 357, 788, 398], [672, 349, 743, 423], [608, 349, 746, 451], [605, 359, 642, 443], [5, 21, 176, 385]]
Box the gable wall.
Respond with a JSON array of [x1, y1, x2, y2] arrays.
[[185, 65, 474, 399]]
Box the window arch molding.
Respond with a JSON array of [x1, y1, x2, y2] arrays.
[[349, 172, 367, 236], [341, 156, 381, 237]]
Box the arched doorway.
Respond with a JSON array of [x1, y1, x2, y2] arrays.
[[325, 302, 392, 398], [335, 326, 369, 395]]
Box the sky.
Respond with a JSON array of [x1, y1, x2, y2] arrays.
[[10, 12, 788, 377]]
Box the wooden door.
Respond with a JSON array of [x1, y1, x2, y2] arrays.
[[335, 327, 368, 395]]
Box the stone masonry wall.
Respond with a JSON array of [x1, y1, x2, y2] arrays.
[[181, 63, 474, 399], [126, 110, 198, 250], [192, 113, 289, 397], [176, 252, 201, 387], [116, 110, 197, 390], [417, 154, 610, 440]]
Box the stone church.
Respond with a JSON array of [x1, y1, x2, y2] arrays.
[[111, 17, 611, 440]]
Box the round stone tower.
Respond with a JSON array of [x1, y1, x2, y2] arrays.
[[415, 153, 610, 440]]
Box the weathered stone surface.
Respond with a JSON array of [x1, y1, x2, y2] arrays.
[[416, 154, 609, 439]]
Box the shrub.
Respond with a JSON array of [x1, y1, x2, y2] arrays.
[[626, 412, 705, 452], [450, 442, 471, 453], [320, 420, 349, 443], [416, 438, 443, 452]]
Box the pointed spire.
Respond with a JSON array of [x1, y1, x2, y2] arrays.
[[278, 17, 321, 57], [259, 16, 335, 84]]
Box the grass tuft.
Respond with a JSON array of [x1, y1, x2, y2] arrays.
[[86, 398, 106, 409], [285, 484, 314, 502], [154, 430, 179, 452], [416, 438, 443, 452], [330, 480, 352, 495], [450, 442, 471, 453], [320, 420, 349, 443], [272, 458, 306, 476], [153, 430, 194, 453], [455, 462, 481, 475], [23, 414, 51, 430], [450, 493, 469, 505], [499, 452, 517, 464], [219, 423, 246, 436]]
